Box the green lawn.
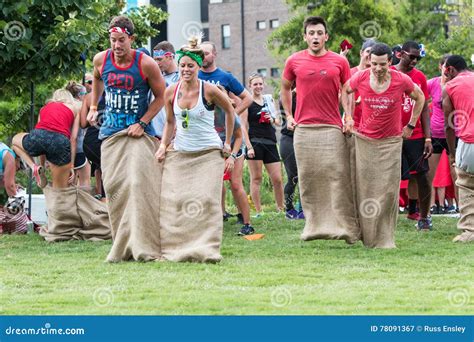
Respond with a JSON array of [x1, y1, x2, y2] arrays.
[[0, 213, 472, 315]]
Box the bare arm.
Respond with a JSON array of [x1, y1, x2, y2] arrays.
[[138, 55, 166, 124], [155, 85, 176, 162], [442, 87, 456, 164], [88, 51, 106, 126], [341, 80, 355, 134], [128, 55, 166, 138], [80, 93, 91, 129], [402, 85, 425, 139], [69, 103, 81, 168], [234, 89, 253, 115], [3, 153, 17, 197]]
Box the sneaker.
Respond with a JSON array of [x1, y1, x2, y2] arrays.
[[407, 212, 420, 221], [445, 205, 457, 214], [285, 209, 299, 219], [237, 224, 255, 236], [417, 217, 433, 231], [223, 211, 233, 222], [297, 210, 305, 219], [33, 165, 47, 188], [235, 213, 244, 225], [430, 205, 439, 215]]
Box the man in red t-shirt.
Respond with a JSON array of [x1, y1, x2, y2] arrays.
[[341, 43, 425, 247], [394, 41, 433, 230], [280, 16, 358, 244], [442, 55, 474, 242]]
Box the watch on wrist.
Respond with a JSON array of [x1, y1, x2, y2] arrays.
[[138, 120, 148, 129], [407, 123, 415, 130], [230, 153, 237, 160]]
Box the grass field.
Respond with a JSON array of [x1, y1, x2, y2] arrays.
[[0, 213, 473, 315]]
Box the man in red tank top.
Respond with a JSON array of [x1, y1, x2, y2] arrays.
[[87, 15, 166, 262], [442, 55, 474, 243]]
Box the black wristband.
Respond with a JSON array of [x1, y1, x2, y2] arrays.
[[407, 123, 415, 130], [138, 120, 148, 129]]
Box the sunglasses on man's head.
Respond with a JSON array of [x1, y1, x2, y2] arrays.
[[181, 109, 189, 129], [85, 80, 93, 85]]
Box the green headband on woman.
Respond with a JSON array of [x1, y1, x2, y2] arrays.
[[176, 50, 203, 66]]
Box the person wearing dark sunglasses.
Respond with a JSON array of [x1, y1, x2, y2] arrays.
[[83, 73, 94, 93], [393, 40, 433, 230]]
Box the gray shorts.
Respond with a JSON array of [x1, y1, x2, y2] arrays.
[[456, 139, 474, 174]]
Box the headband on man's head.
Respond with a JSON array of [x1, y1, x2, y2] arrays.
[[109, 26, 132, 36], [153, 49, 174, 59], [176, 50, 203, 66]]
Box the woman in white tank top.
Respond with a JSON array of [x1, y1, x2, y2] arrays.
[[155, 37, 235, 170]]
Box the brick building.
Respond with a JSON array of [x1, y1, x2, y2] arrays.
[[208, 0, 290, 90]]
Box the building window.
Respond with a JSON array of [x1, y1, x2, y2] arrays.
[[271, 67, 280, 78], [257, 20, 266, 30], [270, 19, 279, 29], [221, 24, 230, 49], [257, 68, 267, 77]]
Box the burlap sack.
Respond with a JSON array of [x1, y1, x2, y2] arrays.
[[101, 131, 162, 262], [293, 125, 360, 244], [354, 134, 402, 248], [39, 186, 111, 242], [160, 148, 224, 262], [453, 168, 474, 242]]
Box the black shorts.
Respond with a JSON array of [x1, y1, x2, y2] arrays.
[[73, 152, 87, 169], [432, 137, 449, 154], [401, 138, 429, 180], [246, 142, 280, 164], [83, 127, 102, 169], [22, 129, 71, 166]]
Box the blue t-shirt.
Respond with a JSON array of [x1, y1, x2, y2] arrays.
[[99, 49, 156, 139], [150, 71, 180, 138], [214, 110, 241, 145], [198, 68, 245, 96]]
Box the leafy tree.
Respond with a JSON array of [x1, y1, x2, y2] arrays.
[[0, 0, 167, 141]]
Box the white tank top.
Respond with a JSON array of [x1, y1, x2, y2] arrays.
[[173, 80, 223, 152]]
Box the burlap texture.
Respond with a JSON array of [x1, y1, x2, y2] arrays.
[[39, 186, 111, 242], [101, 131, 162, 262], [294, 125, 360, 244], [160, 148, 224, 262], [354, 134, 402, 248]]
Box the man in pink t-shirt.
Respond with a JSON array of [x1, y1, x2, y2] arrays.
[[341, 43, 425, 247], [393, 41, 433, 230], [442, 55, 474, 243], [280, 16, 358, 244]]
